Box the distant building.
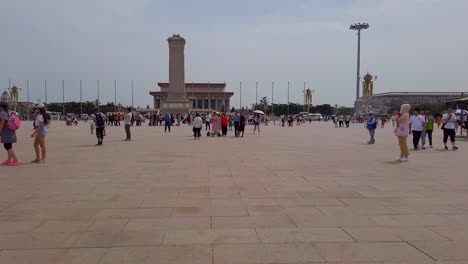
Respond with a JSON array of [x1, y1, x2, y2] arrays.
[[359, 92, 467, 114], [149, 82, 234, 113]]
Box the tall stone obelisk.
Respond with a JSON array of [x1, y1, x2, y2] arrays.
[[162, 34, 190, 114]]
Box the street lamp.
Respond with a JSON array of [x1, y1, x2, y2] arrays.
[[350, 22, 369, 104]]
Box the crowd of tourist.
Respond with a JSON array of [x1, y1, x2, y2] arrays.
[[0, 87, 466, 166], [366, 105, 460, 162]]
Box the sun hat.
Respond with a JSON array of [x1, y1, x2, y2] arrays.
[[37, 103, 45, 109]]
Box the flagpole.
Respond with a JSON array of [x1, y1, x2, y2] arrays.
[[255, 81, 258, 110], [62, 80, 65, 116], [271, 81, 274, 116], [45, 80, 48, 105], [97, 80, 100, 112], [131, 80, 134, 109], [80, 80, 83, 115], [239, 81, 242, 111], [114, 80, 117, 112], [27, 80, 30, 118], [287, 81, 290, 116]]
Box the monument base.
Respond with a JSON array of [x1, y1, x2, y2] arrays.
[[161, 99, 191, 115]]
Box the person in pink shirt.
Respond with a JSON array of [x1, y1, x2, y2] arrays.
[[395, 104, 411, 162]]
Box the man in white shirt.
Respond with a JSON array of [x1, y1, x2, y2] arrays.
[[442, 107, 458, 150], [124, 108, 133, 141], [409, 109, 425, 150], [192, 113, 203, 140], [205, 114, 211, 131]]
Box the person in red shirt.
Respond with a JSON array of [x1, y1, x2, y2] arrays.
[[221, 114, 229, 136]]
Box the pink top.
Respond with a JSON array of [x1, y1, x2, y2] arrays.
[[396, 113, 410, 137]]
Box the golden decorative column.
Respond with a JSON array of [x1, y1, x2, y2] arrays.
[[8, 85, 21, 112], [362, 72, 377, 113]]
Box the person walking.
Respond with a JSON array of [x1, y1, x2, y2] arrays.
[[164, 112, 172, 132], [338, 115, 344, 128], [30, 104, 49, 163], [345, 115, 351, 127], [239, 113, 246, 137], [205, 113, 211, 131], [253, 114, 261, 133], [211, 113, 221, 136], [442, 107, 458, 150], [421, 111, 434, 149], [409, 109, 424, 150], [124, 107, 132, 141], [228, 116, 233, 131], [221, 113, 228, 136], [95, 109, 106, 146], [366, 111, 377, 144], [395, 104, 411, 162], [89, 118, 95, 134], [233, 112, 240, 137], [0, 91, 19, 166], [192, 113, 202, 140]]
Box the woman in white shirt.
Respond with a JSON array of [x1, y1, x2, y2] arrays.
[[30, 104, 48, 163], [442, 108, 458, 150]]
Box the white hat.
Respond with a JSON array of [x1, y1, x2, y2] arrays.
[[368, 111, 374, 114], [37, 103, 45, 109]]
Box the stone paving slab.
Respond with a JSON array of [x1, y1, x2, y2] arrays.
[[0, 121, 467, 263]]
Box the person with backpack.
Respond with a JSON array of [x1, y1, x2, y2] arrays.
[[163, 112, 172, 132], [0, 91, 20, 166], [94, 109, 106, 145], [30, 104, 49, 163], [366, 111, 377, 144]]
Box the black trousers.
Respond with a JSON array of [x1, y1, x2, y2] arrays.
[[425, 130, 433, 146], [3, 143, 12, 150], [205, 122, 211, 130], [234, 122, 240, 136], [443, 128, 456, 143], [339, 121, 344, 127], [222, 125, 228, 136], [412, 130, 422, 149], [193, 127, 201, 138], [96, 127, 104, 143], [165, 121, 171, 132], [125, 125, 131, 139], [345, 121, 350, 127]]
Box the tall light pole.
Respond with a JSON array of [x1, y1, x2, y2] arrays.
[[350, 22, 369, 103]]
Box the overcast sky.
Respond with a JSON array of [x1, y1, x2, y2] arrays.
[[1, 0, 467, 108]]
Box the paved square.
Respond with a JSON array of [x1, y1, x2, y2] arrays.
[[1, 121, 467, 263]]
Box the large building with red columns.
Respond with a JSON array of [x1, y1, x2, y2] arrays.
[[150, 82, 234, 113]]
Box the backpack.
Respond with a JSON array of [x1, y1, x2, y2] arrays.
[[7, 111, 21, 131], [95, 113, 105, 127]]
